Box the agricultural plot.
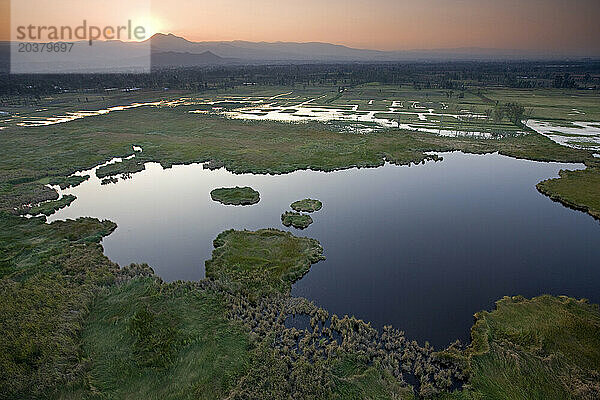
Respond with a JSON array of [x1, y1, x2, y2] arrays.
[[184, 84, 597, 141], [186, 85, 525, 138], [2, 84, 599, 151], [479, 87, 600, 151]]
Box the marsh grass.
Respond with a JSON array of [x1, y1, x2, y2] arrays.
[[330, 355, 416, 399], [291, 198, 323, 213], [0, 212, 117, 279], [210, 186, 260, 206], [0, 212, 118, 398], [537, 168, 600, 220], [96, 158, 146, 179], [58, 278, 251, 400], [21, 194, 76, 216], [441, 295, 600, 399], [1, 85, 599, 399], [228, 343, 415, 400], [281, 211, 314, 229], [205, 229, 324, 298], [47, 175, 90, 189]]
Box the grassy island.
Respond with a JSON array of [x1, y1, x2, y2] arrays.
[[205, 229, 324, 297], [210, 186, 260, 206], [281, 211, 314, 229], [291, 198, 323, 212]]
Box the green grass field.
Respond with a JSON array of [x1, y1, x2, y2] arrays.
[[0, 213, 118, 398]]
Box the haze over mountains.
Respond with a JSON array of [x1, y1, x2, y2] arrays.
[[2, 33, 597, 73], [148, 33, 591, 64]]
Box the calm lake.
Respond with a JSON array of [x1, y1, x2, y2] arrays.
[[49, 151, 600, 348]]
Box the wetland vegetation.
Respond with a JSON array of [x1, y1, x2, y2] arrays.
[[291, 198, 323, 213], [4, 211, 596, 399], [205, 229, 324, 298], [442, 295, 600, 399], [210, 186, 261, 206], [96, 157, 146, 179], [19, 194, 76, 216], [47, 175, 89, 190], [1, 62, 600, 398], [537, 167, 600, 220], [281, 211, 314, 229]]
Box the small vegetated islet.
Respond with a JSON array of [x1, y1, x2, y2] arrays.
[[281, 211, 313, 229], [210, 186, 260, 206], [291, 198, 323, 213]]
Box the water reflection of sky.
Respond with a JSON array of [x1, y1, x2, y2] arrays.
[[49, 152, 600, 348]]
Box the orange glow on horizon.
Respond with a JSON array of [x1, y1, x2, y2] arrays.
[[1, 0, 599, 55]]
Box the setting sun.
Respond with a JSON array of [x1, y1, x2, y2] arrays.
[[134, 15, 163, 40]]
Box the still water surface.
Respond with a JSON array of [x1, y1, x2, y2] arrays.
[[49, 152, 600, 348]]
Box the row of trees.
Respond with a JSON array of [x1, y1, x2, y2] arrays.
[[2, 61, 599, 97]]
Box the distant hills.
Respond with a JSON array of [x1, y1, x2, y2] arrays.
[[147, 33, 589, 63], [1, 33, 597, 73], [148, 33, 390, 63]]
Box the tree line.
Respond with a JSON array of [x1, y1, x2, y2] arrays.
[[1, 61, 599, 97]]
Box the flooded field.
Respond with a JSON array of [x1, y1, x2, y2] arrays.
[[526, 120, 600, 151], [3, 86, 599, 150]]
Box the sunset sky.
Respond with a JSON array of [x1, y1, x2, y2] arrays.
[[2, 0, 600, 55]]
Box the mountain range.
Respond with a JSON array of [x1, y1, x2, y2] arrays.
[[147, 33, 590, 64], [1, 33, 596, 73]]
